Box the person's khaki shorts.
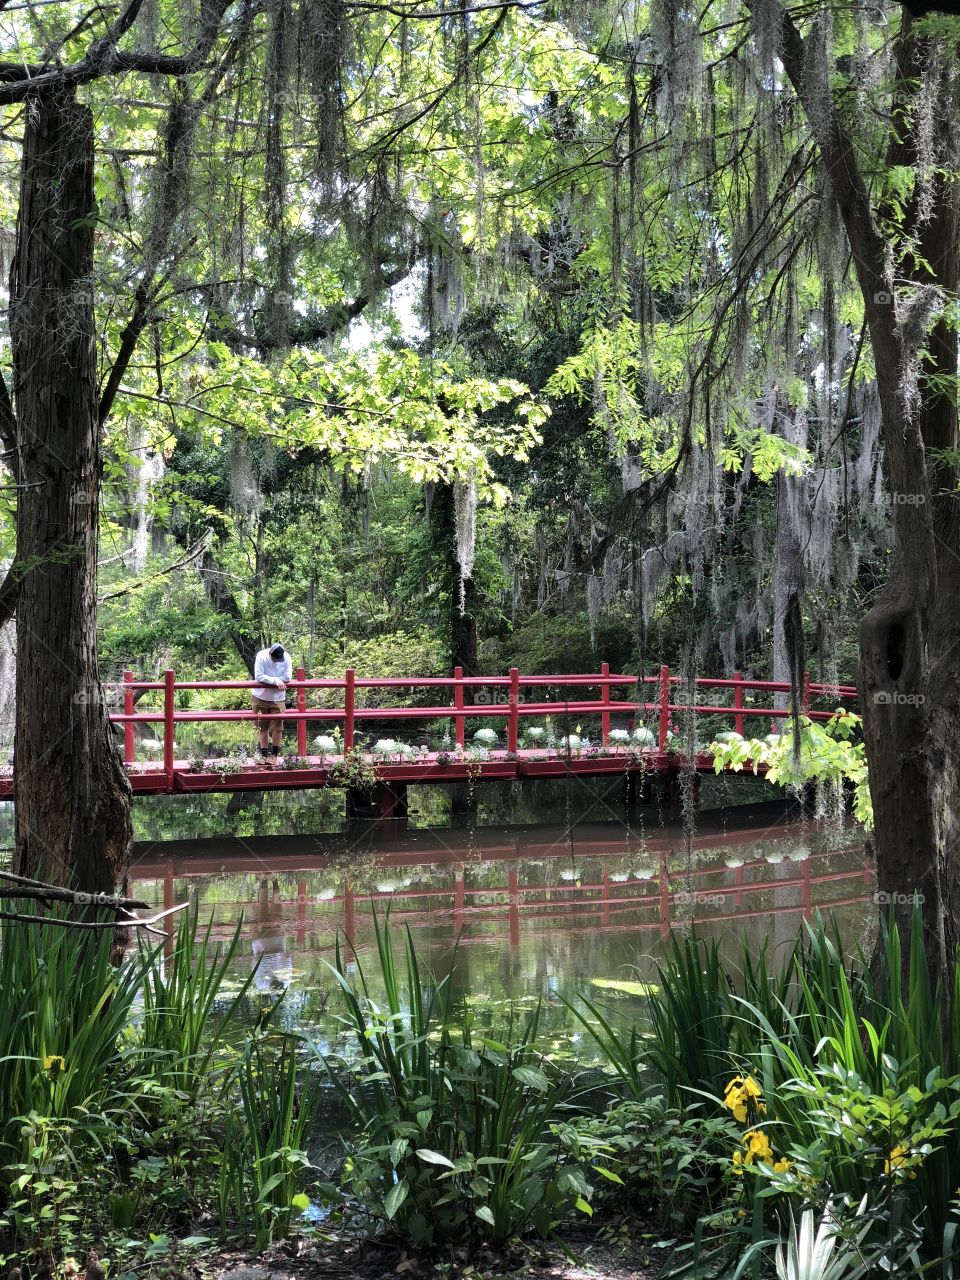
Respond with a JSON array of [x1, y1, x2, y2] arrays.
[[252, 695, 286, 731]]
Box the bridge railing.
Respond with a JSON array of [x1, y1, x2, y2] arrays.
[[106, 664, 857, 779]]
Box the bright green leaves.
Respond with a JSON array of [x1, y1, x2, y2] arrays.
[[117, 340, 548, 502], [546, 315, 812, 483], [708, 711, 873, 827]]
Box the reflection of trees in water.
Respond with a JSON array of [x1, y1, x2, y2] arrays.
[[131, 770, 789, 849], [133, 790, 350, 842]]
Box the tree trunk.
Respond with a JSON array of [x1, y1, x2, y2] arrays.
[[198, 549, 258, 674], [854, 23, 960, 974], [858, 324, 960, 974], [773, 2, 960, 977], [431, 483, 478, 816], [772, 399, 807, 713], [10, 89, 132, 893], [452, 570, 478, 678]]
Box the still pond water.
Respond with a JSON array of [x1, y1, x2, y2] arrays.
[[126, 775, 875, 1060]]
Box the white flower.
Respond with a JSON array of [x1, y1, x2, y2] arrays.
[[765, 733, 781, 747], [633, 864, 656, 880], [376, 880, 398, 894], [609, 729, 631, 744], [765, 851, 785, 864], [473, 727, 498, 746], [632, 727, 655, 747], [788, 847, 811, 862], [141, 738, 163, 754], [724, 855, 745, 869], [525, 726, 545, 740], [373, 739, 396, 755], [559, 870, 579, 881], [316, 887, 336, 901], [559, 734, 581, 749], [313, 734, 337, 752], [714, 730, 743, 744], [610, 871, 630, 883]]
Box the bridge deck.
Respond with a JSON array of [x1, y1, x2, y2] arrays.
[[0, 747, 761, 798]]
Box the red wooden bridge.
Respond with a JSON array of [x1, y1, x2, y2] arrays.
[[0, 665, 857, 801]]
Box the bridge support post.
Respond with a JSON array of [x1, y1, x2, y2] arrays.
[[163, 669, 175, 791], [123, 669, 135, 764], [600, 661, 610, 746], [658, 664, 670, 750], [507, 667, 520, 752], [453, 666, 465, 748], [345, 781, 408, 822], [733, 670, 744, 736], [624, 767, 653, 811], [295, 667, 307, 756], [344, 668, 355, 751]]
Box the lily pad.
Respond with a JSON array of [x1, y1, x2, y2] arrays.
[[589, 977, 660, 996]]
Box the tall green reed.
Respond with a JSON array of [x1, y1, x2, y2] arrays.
[[0, 909, 147, 1153], [218, 1033, 321, 1251], [321, 910, 591, 1246], [137, 903, 257, 1098]]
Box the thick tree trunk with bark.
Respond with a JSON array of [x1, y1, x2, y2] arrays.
[[770, 3, 960, 975], [854, 25, 960, 973], [858, 316, 960, 974], [10, 89, 132, 892]]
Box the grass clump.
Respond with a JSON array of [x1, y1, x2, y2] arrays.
[[320, 910, 600, 1247]]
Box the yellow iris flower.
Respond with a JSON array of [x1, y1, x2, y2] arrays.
[[885, 1144, 918, 1178], [722, 1075, 766, 1124], [731, 1129, 790, 1175]]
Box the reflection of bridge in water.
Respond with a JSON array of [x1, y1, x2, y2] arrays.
[[131, 810, 874, 954]]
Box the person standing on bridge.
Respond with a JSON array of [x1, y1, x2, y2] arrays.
[[252, 641, 292, 766]]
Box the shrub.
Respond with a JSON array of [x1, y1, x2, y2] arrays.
[[556, 1099, 737, 1231]]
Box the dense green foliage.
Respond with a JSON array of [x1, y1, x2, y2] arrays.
[[5, 903, 960, 1279], [0, 0, 922, 701]]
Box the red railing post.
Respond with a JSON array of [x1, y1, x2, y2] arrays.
[[454, 666, 465, 748], [295, 666, 307, 756], [600, 660, 611, 746], [344, 668, 355, 751], [658, 664, 670, 751], [801, 670, 811, 716], [507, 667, 520, 753], [733, 670, 744, 737], [123, 669, 135, 764], [163, 668, 176, 790]]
